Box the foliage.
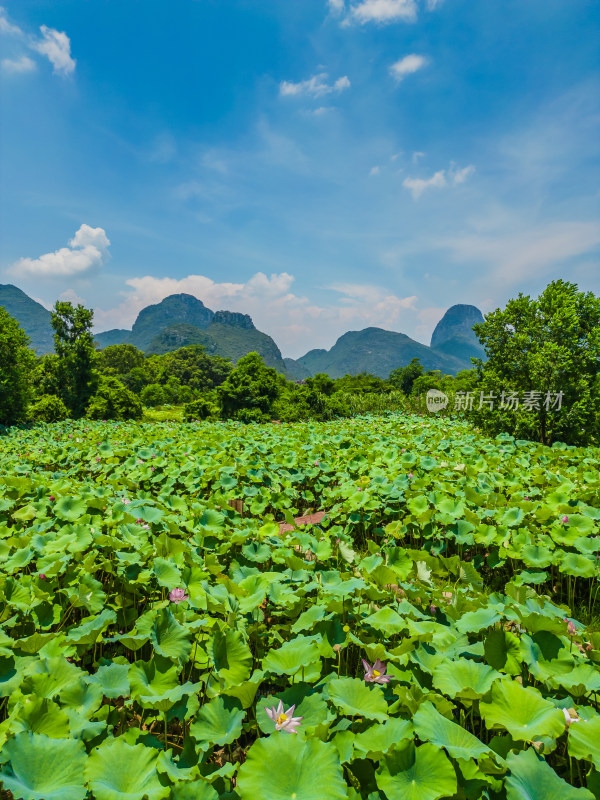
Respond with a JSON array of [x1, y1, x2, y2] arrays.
[[97, 344, 145, 376], [389, 357, 425, 394], [183, 394, 219, 422], [217, 351, 281, 422], [0, 307, 36, 426], [141, 383, 166, 407], [86, 376, 143, 420], [51, 302, 98, 418], [0, 414, 598, 799], [471, 280, 600, 446], [29, 394, 69, 423], [156, 346, 233, 392]]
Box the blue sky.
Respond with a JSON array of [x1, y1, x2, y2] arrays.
[[1, 0, 598, 358]]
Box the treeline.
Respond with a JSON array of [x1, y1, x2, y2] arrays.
[[0, 280, 599, 447]]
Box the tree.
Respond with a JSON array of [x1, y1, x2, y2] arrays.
[[0, 307, 36, 425], [51, 302, 98, 418], [86, 377, 143, 420], [389, 358, 424, 395], [98, 344, 145, 376], [158, 346, 233, 392], [217, 352, 280, 422], [471, 280, 600, 446]]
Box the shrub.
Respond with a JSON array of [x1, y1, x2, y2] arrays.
[[86, 377, 143, 421], [29, 394, 68, 423], [0, 308, 36, 426], [183, 395, 219, 422], [141, 384, 165, 407]]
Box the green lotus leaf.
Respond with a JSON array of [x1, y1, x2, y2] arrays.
[[70, 573, 106, 613], [129, 655, 194, 711], [362, 607, 406, 634], [327, 677, 388, 722], [262, 635, 321, 676], [208, 629, 252, 687], [484, 629, 523, 675], [555, 664, 600, 695], [10, 696, 70, 737], [376, 741, 457, 800], [54, 496, 87, 522], [455, 606, 502, 634], [568, 714, 600, 768], [134, 505, 163, 523], [21, 656, 81, 699], [480, 680, 566, 741], [291, 604, 330, 633], [169, 781, 219, 800], [432, 658, 501, 699], [85, 737, 170, 800], [560, 552, 596, 578], [88, 661, 131, 699], [59, 678, 103, 715], [0, 655, 28, 697], [190, 695, 245, 746], [65, 608, 116, 644], [236, 733, 347, 800], [150, 607, 192, 662], [505, 747, 594, 800], [414, 701, 492, 760], [520, 632, 575, 683], [521, 544, 555, 569], [154, 557, 182, 588], [353, 717, 413, 758], [0, 732, 87, 800]]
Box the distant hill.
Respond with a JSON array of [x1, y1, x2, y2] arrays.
[[296, 327, 469, 378], [284, 358, 311, 381], [129, 294, 214, 351], [430, 304, 485, 365], [0, 284, 54, 354], [137, 303, 288, 373]]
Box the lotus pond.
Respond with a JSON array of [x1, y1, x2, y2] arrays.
[[1, 414, 600, 800]]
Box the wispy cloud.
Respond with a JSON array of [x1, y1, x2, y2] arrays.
[[31, 25, 75, 75], [10, 225, 110, 278], [390, 54, 428, 82], [280, 73, 351, 98], [348, 0, 418, 24], [1, 55, 35, 73], [0, 6, 23, 37], [403, 163, 475, 198]]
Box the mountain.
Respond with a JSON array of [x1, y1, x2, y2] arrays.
[[284, 358, 312, 381], [129, 293, 214, 351], [430, 304, 485, 366], [144, 307, 290, 373], [94, 328, 132, 348], [296, 327, 468, 379], [0, 284, 54, 354]]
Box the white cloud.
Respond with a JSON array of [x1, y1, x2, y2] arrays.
[[369, 166, 380, 176], [402, 169, 446, 198], [450, 164, 476, 184], [403, 162, 475, 198], [328, 0, 346, 13], [1, 55, 35, 73], [425, 0, 444, 8], [93, 272, 423, 357], [390, 54, 428, 82], [280, 72, 351, 98], [441, 220, 600, 286], [348, 0, 418, 24], [58, 289, 87, 306], [31, 25, 75, 76], [0, 7, 23, 36], [412, 151, 425, 163], [10, 225, 110, 278]]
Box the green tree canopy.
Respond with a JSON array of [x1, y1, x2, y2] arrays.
[[98, 344, 145, 376], [217, 352, 280, 422], [157, 346, 233, 392], [0, 307, 36, 425], [389, 358, 424, 394], [51, 302, 98, 418], [472, 280, 600, 446]]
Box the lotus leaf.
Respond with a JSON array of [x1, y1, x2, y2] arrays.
[[190, 695, 246, 746], [414, 701, 492, 760], [236, 733, 347, 800], [480, 680, 566, 741], [376, 741, 457, 800], [327, 677, 389, 721], [85, 737, 170, 800], [505, 747, 594, 799], [0, 732, 87, 800]]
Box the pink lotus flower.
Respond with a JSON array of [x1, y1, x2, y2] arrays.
[[362, 658, 391, 684], [564, 618, 577, 636], [122, 498, 131, 505], [408, 473, 413, 479], [314, 460, 320, 466], [265, 700, 303, 733], [39, 573, 46, 580], [562, 515, 569, 524], [49, 495, 55, 502], [524, 496, 530, 501], [169, 587, 189, 604]]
